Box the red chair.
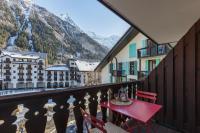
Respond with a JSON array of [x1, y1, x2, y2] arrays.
[[122, 90, 157, 133], [80, 108, 128, 133]]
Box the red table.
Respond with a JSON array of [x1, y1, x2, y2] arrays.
[[100, 99, 162, 123]]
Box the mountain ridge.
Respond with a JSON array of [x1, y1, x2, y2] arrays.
[[0, 0, 109, 64]]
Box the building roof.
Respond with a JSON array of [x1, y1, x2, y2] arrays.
[[99, 0, 200, 44], [1, 50, 40, 59], [75, 60, 99, 72], [45, 65, 69, 71], [95, 27, 138, 72]]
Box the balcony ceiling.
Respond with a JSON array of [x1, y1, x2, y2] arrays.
[[101, 0, 200, 43]]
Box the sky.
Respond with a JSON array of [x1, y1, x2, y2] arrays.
[[34, 0, 130, 37]]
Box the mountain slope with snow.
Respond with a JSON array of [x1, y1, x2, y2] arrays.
[[0, 0, 109, 64], [86, 31, 120, 49]]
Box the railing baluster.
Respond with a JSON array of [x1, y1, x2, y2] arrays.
[[0, 81, 142, 133]]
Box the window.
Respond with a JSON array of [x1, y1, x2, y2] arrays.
[[118, 63, 122, 70], [13, 71, 15, 73], [148, 60, 156, 72], [129, 61, 137, 75], [109, 63, 113, 73], [13, 76, 16, 79], [129, 43, 137, 57]]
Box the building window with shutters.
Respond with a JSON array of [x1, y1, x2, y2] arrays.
[[130, 61, 137, 75]]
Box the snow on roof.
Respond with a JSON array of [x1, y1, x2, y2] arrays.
[[45, 65, 69, 71], [2, 50, 40, 59], [75, 60, 99, 72]]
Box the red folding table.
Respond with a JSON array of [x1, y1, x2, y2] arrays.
[[100, 99, 162, 132]]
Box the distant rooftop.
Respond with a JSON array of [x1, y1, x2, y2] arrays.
[[45, 65, 69, 71], [1, 50, 41, 59], [75, 60, 99, 72]]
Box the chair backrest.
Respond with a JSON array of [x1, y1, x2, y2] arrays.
[[135, 90, 157, 103], [80, 108, 107, 133]]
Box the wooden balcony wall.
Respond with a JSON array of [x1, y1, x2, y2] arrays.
[[141, 19, 200, 133], [0, 81, 142, 133]]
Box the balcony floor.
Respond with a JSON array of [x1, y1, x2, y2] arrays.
[[130, 123, 180, 133]]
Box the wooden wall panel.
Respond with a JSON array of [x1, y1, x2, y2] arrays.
[[156, 61, 165, 122], [174, 39, 184, 129], [148, 69, 157, 93], [164, 50, 174, 125], [183, 26, 196, 132], [195, 19, 200, 130], [143, 18, 200, 133]]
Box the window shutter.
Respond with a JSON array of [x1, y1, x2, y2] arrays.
[[156, 59, 160, 66], [145, 60, 149, 71], [129, 43, 137, 57]]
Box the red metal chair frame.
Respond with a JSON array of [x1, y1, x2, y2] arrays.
[[80, 108, 107, 133], [124, 90, 157, 133]]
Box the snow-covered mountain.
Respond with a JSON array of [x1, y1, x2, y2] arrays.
[[86, 31, 120, 49], [0, 0, 109, 64]]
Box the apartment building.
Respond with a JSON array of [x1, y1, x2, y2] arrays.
[[45, 65, 70, 88], [67, 58, 81, 87], [95, 28, 171, 84], [0, 50, 47, 89], [75, 60, 100, 86]]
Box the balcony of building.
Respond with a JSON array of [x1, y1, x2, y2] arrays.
[[18, 78, 24, 81], [4, 71, 11, 75], [38, 66, 44, 70], [3, 65, 11, 70], [137, 43, 171, 58], [38, 72, 44, 76], [26, 66, 32, 70], [38, 77, 44, 81], [18, 66, 24, 70], [4, 59, 11, 63]]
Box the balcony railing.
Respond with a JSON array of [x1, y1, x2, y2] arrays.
[[0, 81, 142, 133], [38, 77, 44, 81], [137, 44, 170, 58], [111, 70, 126, 77], [26, 78, 32, 81], [38, 73, 44, 76], [38, 66, 43, 70], [18, 78, 24, 81], [18, 73, 24, 75], [4, 71, 11, 75], [18, 66, 24, 70], [4, 78, 11, 81], [3, 66, 11, 69], [26, 66, 32, 70], [4, 59, 11, 63]]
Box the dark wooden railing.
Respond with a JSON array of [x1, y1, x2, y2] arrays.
[[0, 81, 142, 133], [142, 19, 200, 133], [137, 43, 170, 58]]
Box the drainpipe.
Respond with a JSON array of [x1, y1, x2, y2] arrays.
[[113, 57, 118, 83]]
